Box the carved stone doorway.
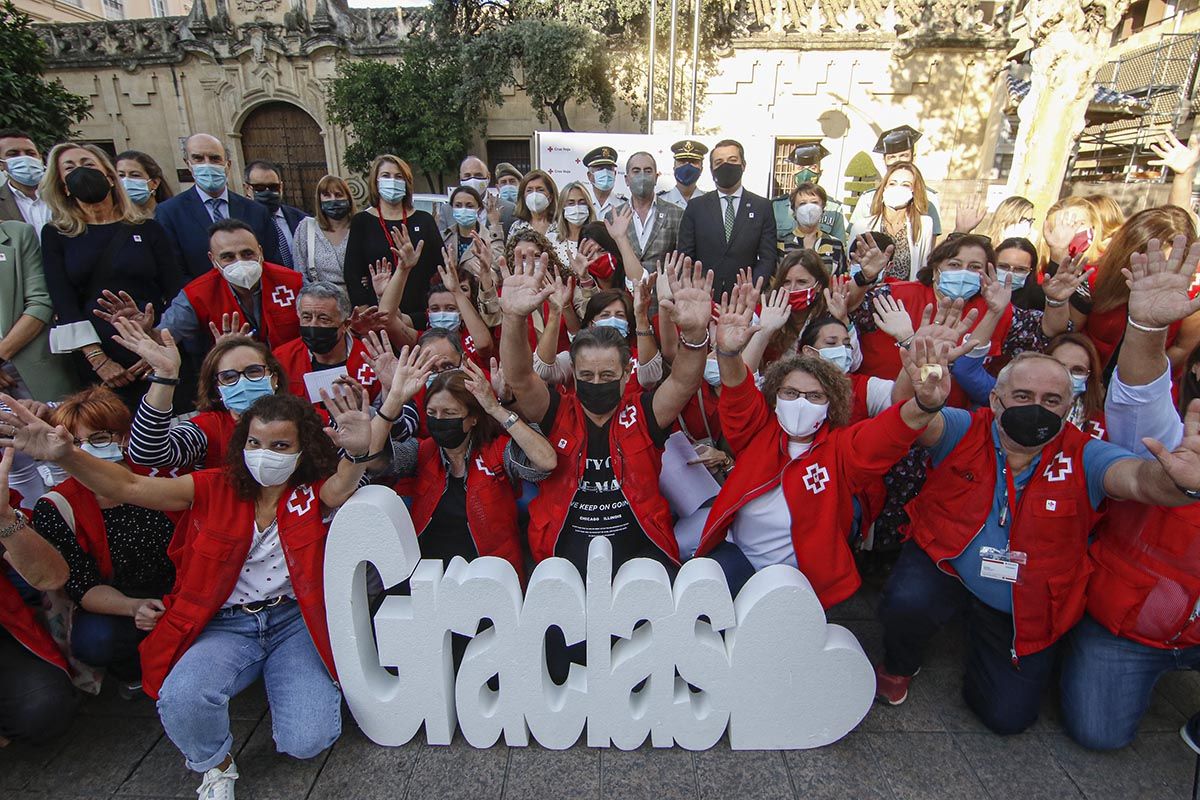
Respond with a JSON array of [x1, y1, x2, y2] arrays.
[[240, 102, 327, 214]]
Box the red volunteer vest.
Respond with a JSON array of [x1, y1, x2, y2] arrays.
[[44, 477, 113, 581], [183, 262, 302, 350], [676, 384, 723, 444], [190, 410, 238, 469], [404, 435, 524, 579], [138, 469, 334, 700], [904, 408, 1103, 657], [849, 373, 871, 425], [0, 500, 70, 675], [1089, 500, 1200, 649], [274, 336, 381, 404], [529, 389, 678, 565]]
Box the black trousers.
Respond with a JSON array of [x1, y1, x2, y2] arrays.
[[0, 628, 78, 743]]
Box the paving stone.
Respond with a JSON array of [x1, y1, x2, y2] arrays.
[[694, 745, 792, 800], [230, 713, 333, 800], [860, 667, 948, 734], [1041, 732, 1165, 800], [79, 681, 160, 719], [0, 735, 70, 791], [505, 743, 599, 799], [953, 732, 1083, 800], [116, 718, 256, 798], [23, 714, 163, 796], [839, 619, 884, 665], [867, 732, 988, 800], [782, 730, 894, 800], [1133, 686, 1187, 732], [1130, 731, 1198, 799], [600, 744, 696, 800], [307, 724, 422, 800], [827, 589, 875, 623], [1155, 670, 1200, 717], [404, 734, 509, 800]]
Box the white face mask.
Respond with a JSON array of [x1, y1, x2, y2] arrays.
[[563, 205, 590, 225], [881, 185, 914, 209], [525, 191, 550, 214], [704, 358, 722, 387], [81, 441, 125, 463], [774, 395, 828, 437], [793, 202, 822, 229], [460, 177, 488, 194], [243, 448, 301, 487], [220, 259, 262, 289], [816, 345, 852, 374], [1001, 221, 1033, 240]]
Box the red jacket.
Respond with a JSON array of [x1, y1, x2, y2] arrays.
[[139, 469, 334, 699], [183, 262, 302, 350], [0, 500, 70, 676], [698, 373, 922, 608], [404, 435, 524, 579], [191, 410, 238, 469], [905, 408, 1103, 657], [43, 477, 114, 581], [273, 336, 381, 404], [529, 388, 678, 565], [1088, 500, 1200, 649]]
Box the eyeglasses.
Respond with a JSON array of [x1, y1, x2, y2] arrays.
[[215, 364, 270, 386], [72, 430, 119, 447], [249, 183, 281, 193], [996, 263, 1033, 274], [1066, 367, 1091, 379], [777, 388, 828, 404]]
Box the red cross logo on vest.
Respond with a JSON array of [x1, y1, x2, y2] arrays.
[[474, 456, 498, 477], [272, 285, 296, 308], [618, 405, 638, 429], [355, 363, 377, 386], [557, 437, 569, 450], [803, 464, 830, 494], [286, 484, 315, 516], [463, 334, 477, 356], [1086, 420, 1105, 440], [1043, 452, 1073, 483]]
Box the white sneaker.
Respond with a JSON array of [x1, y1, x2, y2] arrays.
[[196, 760, 238, 800]]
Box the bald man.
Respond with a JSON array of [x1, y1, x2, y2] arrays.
[[435, 155, 516, 236], [155, 133, 281, 281]]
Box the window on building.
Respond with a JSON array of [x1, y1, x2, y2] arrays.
[[103, 0, 125, 19], [772, 137, 819, 197], [988, 114, 1020, 182], [486, 139, 532, 176], [151, 0, 167, 16]]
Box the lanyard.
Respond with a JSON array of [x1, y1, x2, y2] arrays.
[[376, 205, 409, 267], [998, 458, 1019, 528]]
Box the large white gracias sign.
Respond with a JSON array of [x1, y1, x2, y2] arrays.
[[324, 486, 876, 751]]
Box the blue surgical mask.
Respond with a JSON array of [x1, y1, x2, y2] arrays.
[[121, 177, 151, 205], [996, 269, 1028, 290], [674, 163, 701, 186], [593, 316, 629, 338], [80, 441, 125, 463], [429, 310, 462, 331], [937, 269, 981, 300], [378, 177, 407, 203], [1071, 374, 1088, 397], [191, 163, 227, 194], [593, 169, 616, 192], [817, 345, 852, 374], [704, 358, 721, 387], [217, 375, 274, 414], [498, 185, 519, 204], [452, 207, 478, 228], [5, 155, 45, 188]]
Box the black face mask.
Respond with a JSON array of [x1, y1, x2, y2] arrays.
[[576, 378, 623, 416], [254, 190, 282, 211], [998, 401, 1063, 448], [65, 167, 112, 204], [426, 414, 469, 449], [299, 325, 342, 356], [321, 199, 351, 220], [712, 162, 745, 190]]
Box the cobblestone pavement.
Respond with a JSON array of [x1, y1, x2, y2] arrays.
[[4, 584, 1199, 800]]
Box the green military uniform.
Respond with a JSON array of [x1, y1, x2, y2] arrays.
[[772, 141, 847, 247]]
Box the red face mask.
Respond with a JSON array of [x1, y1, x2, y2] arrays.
[[588, 252, 617, 280], [787, 286, 817, 311]]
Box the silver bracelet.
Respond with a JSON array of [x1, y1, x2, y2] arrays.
[[0, 514, 28, 540], [1127, 316, 1169, 334], [679, 330, 711, 351]]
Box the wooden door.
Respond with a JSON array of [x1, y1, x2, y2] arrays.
[[240, 102, 327, 214]]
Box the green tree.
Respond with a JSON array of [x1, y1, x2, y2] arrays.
[[501, 19, 615, 131], [0, 0, 90, 147]]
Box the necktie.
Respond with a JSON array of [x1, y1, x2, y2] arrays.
[[274, 218, 294, 269], [724, 195, 735, 242], [207, 198, 226, 222]]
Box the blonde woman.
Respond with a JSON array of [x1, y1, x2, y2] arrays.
[[848, 161, 933, 281], [508, 169, 559, 242], [1039, 196, 1100, 272], [40, 143, 183, 407], [1083, 194, 1125, 252], [976, 195, 1035, 243], [293, 174, 356, 287], [553, 180, 595, 265]]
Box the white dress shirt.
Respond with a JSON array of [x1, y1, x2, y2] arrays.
[[196, 185, 231, 221], [715, 186, 744, 218], [630, 200, 657, 252], [9, 182, 50, 231], [273, 206, 295, 253]]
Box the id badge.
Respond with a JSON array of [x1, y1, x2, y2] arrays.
[[979, 546, 1026, 583]]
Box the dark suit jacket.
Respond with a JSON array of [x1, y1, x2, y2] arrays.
[[0, 182, 26, 223], [678, 188, 778, 298], [155, 188, 282, 281]]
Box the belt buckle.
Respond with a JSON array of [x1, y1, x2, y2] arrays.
[[240, 596, 285, 615]]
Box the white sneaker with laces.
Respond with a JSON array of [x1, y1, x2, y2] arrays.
[[196, 760, 238, 800]]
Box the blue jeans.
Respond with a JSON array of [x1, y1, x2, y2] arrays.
[[1061, 614, 1200, 750], [156, 599, 341, 772], [880, 541, 1058, 735], [71, 610, 145, 680]]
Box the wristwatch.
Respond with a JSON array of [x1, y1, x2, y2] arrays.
[[502, 411, 520, 430], [1175, 482, 1200, 501]]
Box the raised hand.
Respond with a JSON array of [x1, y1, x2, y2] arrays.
[[362, 330, 398, 388], [94, 356, 132, 388], [485, 192, 502, 227], [349, 305, 388, 337], [0, 448, 16, 524], [489, 356, 513, 404], [390, 344, 438, 403], [1148, 132, 1200, 175], [662, 258, 716, 338], [112, 317, 180, 377], [1145, 399, 1200, 492], [499, 251, 555, 317], [437, 253, 467, 301], [94, 289, 155, 332], [390, 225, 425, 271], [546, 272, 574, 313], [369, 257, 394, 301], [0, 394, 73, 462], [468, 230, 494, 276], [1043, 252, 1094, 304], [1124, 235, 1200, 328], [461, 358, 502, 415], [633, 274, 653, 321], [714, 283, 761, 354], [568, 245, 592, 280], [871, 294, 914, 342], [916, 299, 982, 362], [660, 251, 688, 285], [759, 288, 791, 333], [854, 232, 893, 281], [320, 383, 372, 456], [900, 337, 952, 411], [606, 204, 633, 239], [734, 267, 753, 290], [823, 275, 852, 323], [980, 267, 1013, 314], [953, 194, 987, 234], [208, 311, 251, 342]]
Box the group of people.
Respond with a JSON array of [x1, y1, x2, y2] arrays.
[[3, 121, 1200, 799]]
